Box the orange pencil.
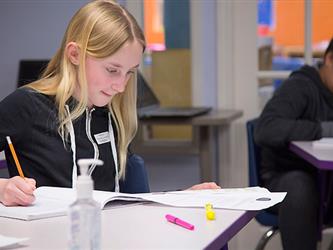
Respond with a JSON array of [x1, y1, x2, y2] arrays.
[[6, 136, 25, 178]]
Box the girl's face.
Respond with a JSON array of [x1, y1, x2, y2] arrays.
[[84, 41, 143, 107]]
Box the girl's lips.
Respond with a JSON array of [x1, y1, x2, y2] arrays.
[[101, 91, 113, 97]]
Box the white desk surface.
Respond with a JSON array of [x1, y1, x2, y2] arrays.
[[290, 141, 333, 170], [0, 203, 255, 250]]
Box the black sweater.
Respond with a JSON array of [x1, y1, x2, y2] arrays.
[[0, 88, 116, 191], [254, 65, 333, 182]]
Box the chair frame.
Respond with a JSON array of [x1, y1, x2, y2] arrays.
[[246, 119, 279, 250]]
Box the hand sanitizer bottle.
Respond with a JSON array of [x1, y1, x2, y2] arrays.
[[68, 159, 103, 250]]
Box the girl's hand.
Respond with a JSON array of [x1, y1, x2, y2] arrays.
[[0, 176, 36, 206], [188, 182, 221, 190]]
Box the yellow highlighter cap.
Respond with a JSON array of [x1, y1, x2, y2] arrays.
[[206, 210, 215, 220], [205, 203, 215, 220], [205, 203, 213, 210]]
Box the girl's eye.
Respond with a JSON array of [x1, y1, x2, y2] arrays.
[[127, 70, 135, 75], [106, 68, 118, 74]]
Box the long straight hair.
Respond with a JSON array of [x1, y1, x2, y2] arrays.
[[27, 0, 146, 178]]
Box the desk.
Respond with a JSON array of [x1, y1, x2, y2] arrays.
[[0, 204, 256, 250], [133, 109, 243, 184], [290, 141, 333, 170], [290, 141, 333, 240]]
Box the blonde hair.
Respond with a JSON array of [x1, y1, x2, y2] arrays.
[[27, 0, 146, 178]]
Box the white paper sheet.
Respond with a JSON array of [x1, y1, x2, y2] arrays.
[[0, 234, 28, 249], [137, 187, 286, 211]]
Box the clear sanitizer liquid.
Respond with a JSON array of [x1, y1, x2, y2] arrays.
[[68, 159, 104, 250]]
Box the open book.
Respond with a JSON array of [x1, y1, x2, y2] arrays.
[[0, 186, 286, 221], [0, 187, 145, 221]]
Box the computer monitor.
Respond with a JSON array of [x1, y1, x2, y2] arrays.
[[136, 71, 160, 109]]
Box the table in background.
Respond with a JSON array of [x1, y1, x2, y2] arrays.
[[290, 141, 333, 170], [133, 109, 243, 184], [0, 204, 256, 250], [290, 141, 333, 240]]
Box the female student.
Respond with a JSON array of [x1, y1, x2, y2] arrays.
[[0, 0, 219, 206]]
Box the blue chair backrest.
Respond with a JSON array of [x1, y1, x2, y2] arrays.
[[119, 154, 150, 193], [246, 118, 278, 226], [246, 118, 261, 187]]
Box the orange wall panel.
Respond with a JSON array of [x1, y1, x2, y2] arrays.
[[270, 0, 304, 46], [270, 0, 333, 47], [144, 0, 165, 45], [313, 0, 333, 43]]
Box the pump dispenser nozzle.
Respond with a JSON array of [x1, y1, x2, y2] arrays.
[[76, 159, 103, 199]]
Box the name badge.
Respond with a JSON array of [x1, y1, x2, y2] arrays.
[[94, 132, 110, 145]]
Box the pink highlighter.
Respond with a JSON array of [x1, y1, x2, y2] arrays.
[[165, 214, 195, 230]]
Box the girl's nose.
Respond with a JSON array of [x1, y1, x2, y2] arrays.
[[111, 82, 126, 93], [111, 75, 128, 93]]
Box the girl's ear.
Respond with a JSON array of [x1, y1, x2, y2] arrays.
[[66, 42, 80, 65], [327, 51, 333, 66]]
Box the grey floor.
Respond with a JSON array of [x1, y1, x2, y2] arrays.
[[144, 154, 201, 192]]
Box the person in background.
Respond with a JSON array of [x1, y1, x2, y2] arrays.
[[254, 38, 333, 250], [0, 0, 219, 206]]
